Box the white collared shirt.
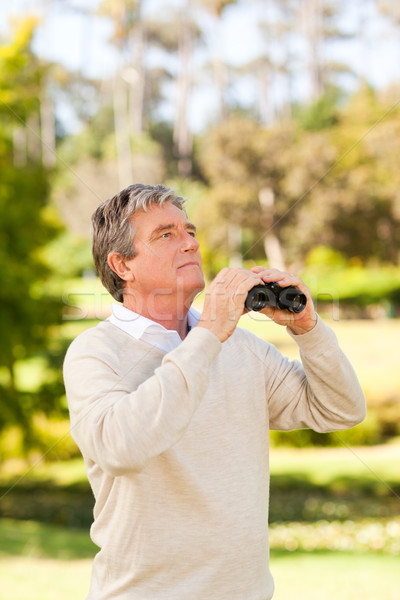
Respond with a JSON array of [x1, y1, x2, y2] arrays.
[[108, 303, 201, 353]]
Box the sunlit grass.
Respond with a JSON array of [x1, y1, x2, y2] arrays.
[[0, 519, 96, 560], [0, 456, 87, 487], [269, 517, 400, 554], [0, 557, 92, 600], [1, 441, 399, 600], [2, 444, 399, 489], [2, 552, 398, 600], [269, 444, 400, 486], [0, 520, 399, 600], [239, 315, 400, 407], [271, 550, 400, 600]]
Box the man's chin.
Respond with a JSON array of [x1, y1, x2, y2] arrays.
[[182, 277, 205, 301]]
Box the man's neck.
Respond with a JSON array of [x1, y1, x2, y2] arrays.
[[122, 294, 192, 340]]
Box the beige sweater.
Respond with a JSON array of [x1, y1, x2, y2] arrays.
[[64, 318, 365, 600]]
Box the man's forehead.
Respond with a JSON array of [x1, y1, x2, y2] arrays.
[[131, 203, 196, 240], [131, 203, 195, 232]]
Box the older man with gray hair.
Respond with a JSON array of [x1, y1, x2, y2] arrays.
[[64, 183, 365, 600]]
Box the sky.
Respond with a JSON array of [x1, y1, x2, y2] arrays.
[[1, 0, 399, 132]]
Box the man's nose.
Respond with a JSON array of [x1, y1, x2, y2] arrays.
[[182, 232, 199, 252]]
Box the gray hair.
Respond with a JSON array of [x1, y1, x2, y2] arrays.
[[91, 183, 186, 302]]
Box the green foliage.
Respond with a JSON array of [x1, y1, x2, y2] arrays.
[[0, 20, 64, 442], [294, 86, 342, 131], [41, 233, 93, 280], [197, 85, 400, 273], [270, 413, 383, 449], [302, 251, 400, 309], [196, 116, 297, 270], [58, 104, 115, 163], [0, 17, 43, 119]]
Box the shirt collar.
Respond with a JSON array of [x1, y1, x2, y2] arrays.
[[108, 303, 200, 348]]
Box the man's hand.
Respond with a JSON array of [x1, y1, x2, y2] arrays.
[[197, 268, 262, 342], [251, 266, 317, 335]]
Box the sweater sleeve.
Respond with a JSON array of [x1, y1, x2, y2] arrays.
[[63, 326, 221, 476], [265, 316, 366, 432]]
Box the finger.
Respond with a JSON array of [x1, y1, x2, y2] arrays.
[[255, 269, 303, 290], [219, 268, 262, 293]]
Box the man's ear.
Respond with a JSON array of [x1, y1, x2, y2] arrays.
[[107, 252, 135, 282]]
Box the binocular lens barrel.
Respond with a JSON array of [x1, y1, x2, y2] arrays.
[[245, 283, 307, 313]]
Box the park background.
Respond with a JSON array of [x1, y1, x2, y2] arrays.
[[0, 0, 399, 598]]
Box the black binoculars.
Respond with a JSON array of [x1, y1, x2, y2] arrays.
[[245, 282, 307, 313]]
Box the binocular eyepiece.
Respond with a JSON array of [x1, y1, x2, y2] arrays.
[[245, 282, 307, 313]]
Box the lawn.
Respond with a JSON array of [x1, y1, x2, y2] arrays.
[[1, 443, 399, 599], [0, 521, 399, 600], [2, 311, 400, 599], [1, 552, 399, 600], [271, 550, 400, 600], [239, 314, 400, 404]]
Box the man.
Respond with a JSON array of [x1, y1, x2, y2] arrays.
[[63, 183, 366, 600]]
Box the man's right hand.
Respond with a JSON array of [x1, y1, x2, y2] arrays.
[[196, 268, 262, 342]]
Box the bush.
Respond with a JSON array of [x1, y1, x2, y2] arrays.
[[270, 409, 387, 448]]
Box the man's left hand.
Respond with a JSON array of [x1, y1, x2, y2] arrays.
[[250, 266, 317, 335]]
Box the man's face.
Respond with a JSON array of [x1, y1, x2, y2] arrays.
[[125, 202, 205, 311]]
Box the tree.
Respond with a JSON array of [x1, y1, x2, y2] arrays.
[[173, 0, 197, 176], [378, 0, 400, 65], [254, 0, 300, 124], [146, 1, 203, 176], [281, 85, 400, 265], [197, 83, 400, 274], [197, 115, 296, 272], [301, 0, 355, 101], [98, 0, 146, 187], [100, 0, 146, 134], [0, 19, 64, 445], [196, 0, 238, 120]]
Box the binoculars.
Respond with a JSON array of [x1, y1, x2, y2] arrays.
[[245, 282, 307, 313]]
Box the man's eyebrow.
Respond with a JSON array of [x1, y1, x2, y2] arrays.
[[149, 222, 197, 240], [186, 222, 197, 233]]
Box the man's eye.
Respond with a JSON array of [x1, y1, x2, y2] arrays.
[[161, 232, 171, 238]]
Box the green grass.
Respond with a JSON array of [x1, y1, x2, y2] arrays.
[[0, 443, 399, 600], [2, 300, 400, 598], [271, 550, 400, 600], [239, 315, 400, 404], [1, 445, 399, 526], [269, 444, 400, 486], [268, 444, 400, 523], [0, 556, 92, 600], [0, 519, 96, 560], [0, 521, 399, 600], [1, 552, 398, 600], [0, 520, 95, 600]]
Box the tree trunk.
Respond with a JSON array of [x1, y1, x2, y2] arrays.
[[209, 12, 228, 121], [113, 76, 133, 188], [174, 0, 193, 177], [259, 187, 285, 270], [40, 92, 56, 168], [27, 113, 41, 162], [303, 0, 324, 101], [129, 0, 146, 135], [257, 61, 275, 126], [228, 224, 242, 267], [13, 127, 27, 167]]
